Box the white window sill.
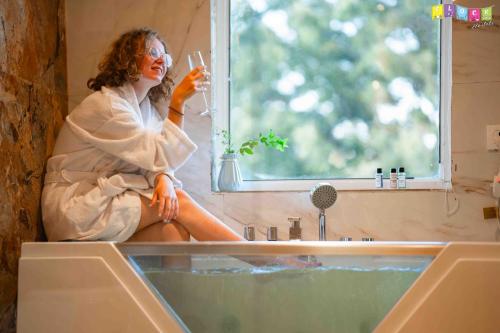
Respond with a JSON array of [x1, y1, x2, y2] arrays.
[[214, 178, 451, 193]]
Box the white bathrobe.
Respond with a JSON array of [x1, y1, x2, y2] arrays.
[[41, 83, 197, 242]]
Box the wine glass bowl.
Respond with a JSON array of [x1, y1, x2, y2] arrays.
[[187, 51, 211, 117]]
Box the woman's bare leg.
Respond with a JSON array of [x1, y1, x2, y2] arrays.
[[173, 189, 243, 241], [134, 196, 177, 232], [127, 221, 191, 268], [128, 197, 191, 241], [130, 191, 312, 268], [128, 220, 190, 242], [134, 190, 243, 241]]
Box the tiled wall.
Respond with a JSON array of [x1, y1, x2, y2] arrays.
[[0, 0, 67, 331], [66, 0, 500, 242]]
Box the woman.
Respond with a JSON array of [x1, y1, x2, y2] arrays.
[[41, 28, 243, 243]]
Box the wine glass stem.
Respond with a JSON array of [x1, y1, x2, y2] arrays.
[[201, 90, 209, 111]]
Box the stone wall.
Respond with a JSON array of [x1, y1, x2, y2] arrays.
[[0, 0, 67, 331]]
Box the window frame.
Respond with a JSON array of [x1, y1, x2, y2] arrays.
[[210, 0, 452, 192]]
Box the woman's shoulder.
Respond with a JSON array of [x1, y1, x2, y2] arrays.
[[74, 89, 112, 111], [72, 85, 134, 115], [67, 89, 117, 130], [101, 84, 137, 113]]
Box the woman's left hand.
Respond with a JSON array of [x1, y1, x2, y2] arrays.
[[150, 174, 179, 221], [170, 66, 210, 106]]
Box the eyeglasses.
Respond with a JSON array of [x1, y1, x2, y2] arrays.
[[146, 47, 172, 67]]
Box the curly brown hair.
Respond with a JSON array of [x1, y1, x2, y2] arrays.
[[87, 28, 174, 102]]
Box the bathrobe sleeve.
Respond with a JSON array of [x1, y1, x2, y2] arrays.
[[65, 91, 197, 175], [143, 169, 183, 188]]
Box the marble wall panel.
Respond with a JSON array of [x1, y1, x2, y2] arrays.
[[451, 80, 500, 154], [0, 0, 67, 331], [452, 0, 500, 84]]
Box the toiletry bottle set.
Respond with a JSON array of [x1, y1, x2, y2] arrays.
[[375, 167, 406, 189]]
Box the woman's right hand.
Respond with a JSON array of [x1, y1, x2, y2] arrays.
[[170, 66, 210, 106], [150, 174, 179, 221]]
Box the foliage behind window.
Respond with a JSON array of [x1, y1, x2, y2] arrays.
[[229, 0, 440, 180]]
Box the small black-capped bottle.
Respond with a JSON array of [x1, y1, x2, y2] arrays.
[[375, 168, 383, 188], [398, 167, 406, 189], [390, 168, 398, 189]]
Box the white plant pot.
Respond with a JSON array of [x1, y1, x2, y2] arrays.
[[218, 153, 243, 192]]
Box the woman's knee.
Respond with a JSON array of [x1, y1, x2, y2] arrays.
[[138, 195, 161, 230], [175, 188, 193, 206], [175, 188, 187, 199], [128, 220, 190, 242]]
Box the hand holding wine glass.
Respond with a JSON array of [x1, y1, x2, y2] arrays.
[[187, 51, 211, 117]]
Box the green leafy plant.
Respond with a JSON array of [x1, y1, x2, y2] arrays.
[[217, 129, 288, 156]]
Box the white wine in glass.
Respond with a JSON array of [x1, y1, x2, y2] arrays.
[[187, 51, 210, 117]]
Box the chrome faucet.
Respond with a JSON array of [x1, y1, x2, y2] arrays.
[[288, 217, 302, 241], [267, 226, 278, 241], [244, 225, 255, 241]]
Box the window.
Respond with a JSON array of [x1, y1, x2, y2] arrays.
[[212, 0, 452, 191]]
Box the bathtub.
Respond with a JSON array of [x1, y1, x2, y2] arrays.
[[17, 241, 500, 332]]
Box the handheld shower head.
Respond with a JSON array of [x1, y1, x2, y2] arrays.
[[310, 183, 337, 210], [310, 183, 337, 241]]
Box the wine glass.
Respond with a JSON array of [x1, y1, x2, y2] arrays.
[[187, 51, 210, 117]]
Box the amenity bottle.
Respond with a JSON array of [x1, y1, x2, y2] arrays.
[[398, 167, 406, 189], [375, 168, 383, 188]]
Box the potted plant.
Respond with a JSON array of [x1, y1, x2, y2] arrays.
[[216, 129, 288, 191]]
